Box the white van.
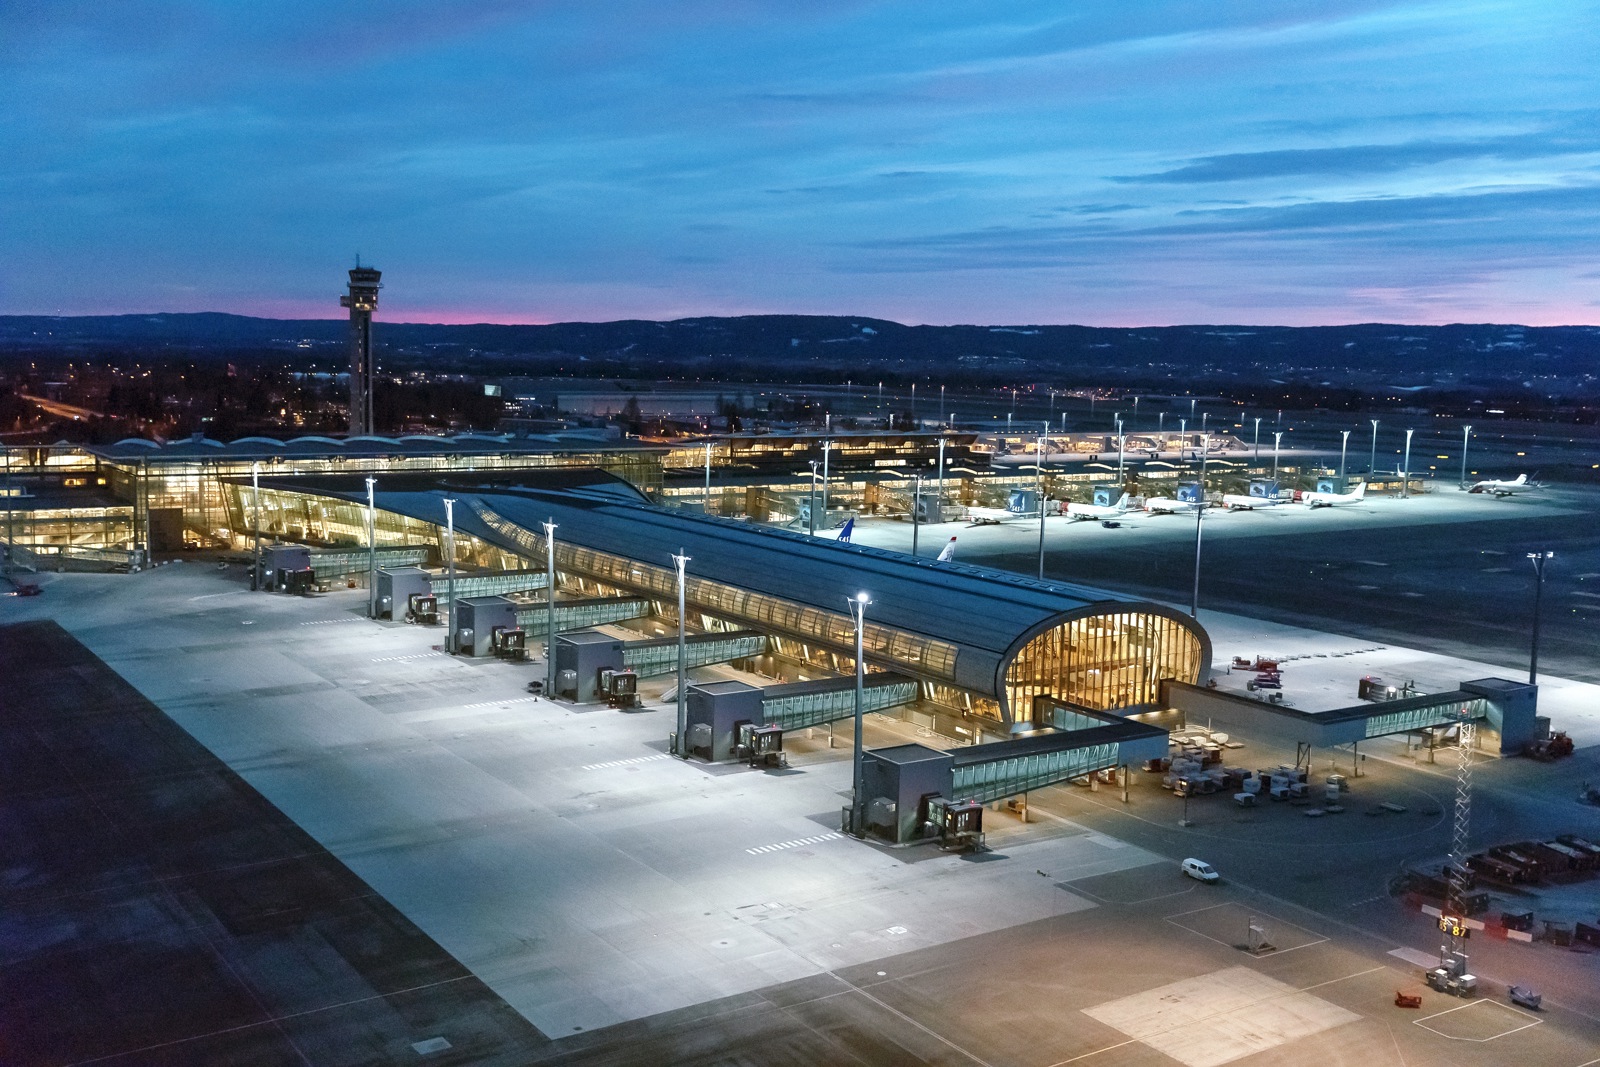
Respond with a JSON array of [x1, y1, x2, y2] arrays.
[[1181, 858, 1220, 883]]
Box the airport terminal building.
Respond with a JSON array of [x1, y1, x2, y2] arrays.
[[246, 468, 1210, 729]]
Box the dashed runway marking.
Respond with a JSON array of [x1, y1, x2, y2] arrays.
[[371, 652, 450, 663], [459, 695, 542, 710], [299, 617, 366, 627], [747, 833, 845, 855], [582, 754, 670, 771]]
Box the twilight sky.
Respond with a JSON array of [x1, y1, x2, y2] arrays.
[[4, 1, 1598, 326]]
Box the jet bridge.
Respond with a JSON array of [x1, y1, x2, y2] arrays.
[[760, 673, 919, 731], [858, 705, 1169, 844], [513, 596, 651, 636], [1163, 677, 1536, 756], [434, 568, 548, 605], [621, 631, 768, 677]]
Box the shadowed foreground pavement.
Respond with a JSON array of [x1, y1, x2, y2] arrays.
[[0, 620, 546, 1066]]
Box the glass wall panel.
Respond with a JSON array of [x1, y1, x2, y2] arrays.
[[1003, 612, 1202, 716]]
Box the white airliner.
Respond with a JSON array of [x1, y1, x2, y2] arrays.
[[1221, 491, 1285, 510], [1301, 482, 1366, 508], [1144, 496, 1202, 515], [1468, 474, 1535, 497], [1064, 492, 1132, 521], [936, 536, 957, 562], [965, 505, 1033, 525]]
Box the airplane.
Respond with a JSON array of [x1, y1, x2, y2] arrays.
[[1220, 491, 1287, 510], [1144, 496, 1202, 515], [965, 505, 1033, 526], [936, 536, 957, 562], [1467, 474, 1536, 497], [1300, 481, 1366, 508], [1064, 492, 1132, 521]]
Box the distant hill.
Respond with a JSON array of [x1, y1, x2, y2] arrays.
[[3, 312, 1597, 393]]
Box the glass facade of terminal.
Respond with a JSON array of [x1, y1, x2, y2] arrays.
[[1004, 612, 1205, 714]]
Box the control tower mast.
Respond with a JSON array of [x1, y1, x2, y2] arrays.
[[340, 263, 382, 435]]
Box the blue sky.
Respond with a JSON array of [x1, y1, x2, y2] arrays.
[[4, 1, 1597, 325]]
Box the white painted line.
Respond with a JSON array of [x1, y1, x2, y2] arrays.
[[459, 695, 542, 710], [371, 652, 450, 663], [580, 753, 670, 771], [1413, 998, 1543, 1041], [1389, 946, 1440, 968], [299, 617, 366, 626], [747, 832, 846, 855]]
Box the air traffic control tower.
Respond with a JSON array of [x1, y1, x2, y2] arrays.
[[340, 264, 382, 435]]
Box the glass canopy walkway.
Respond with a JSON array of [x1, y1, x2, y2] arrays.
[[308, 545, 431, 580], [622, 631, 769, 677], [435, 569, 549, 605], [514, 597, 650, 635], [760, 673, 919, 732]]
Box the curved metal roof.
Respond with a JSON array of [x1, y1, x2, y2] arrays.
[[252, 470, 1205, 702], [84, 432, 661, 462]]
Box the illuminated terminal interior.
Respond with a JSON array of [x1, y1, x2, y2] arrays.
[[1, 428, 1305, 569]]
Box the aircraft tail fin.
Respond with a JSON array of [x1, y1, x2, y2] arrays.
[[936, 537, 956, 562]]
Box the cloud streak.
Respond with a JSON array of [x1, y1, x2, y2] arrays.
[[0, 0, 1596, 326]]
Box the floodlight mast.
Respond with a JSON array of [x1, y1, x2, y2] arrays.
[[250, 461, 262, 589], [543, 519, 558, 694], [848, 592, 871, 837], [1036, 435, 1047, 580], [366, 476, 377, 618], [443, 498, 458, 653], [1528, 550, 1553, 683], [1190, 435, 1209, 618], [672, 550, 690, 756]]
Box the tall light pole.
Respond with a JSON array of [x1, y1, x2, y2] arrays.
[[366, 476, 377, 618], [940, 384, 946, 427], [1191, 436, 1209, 617], [1272, 431, 1283, 479], [672, 549, 690, 754], [1133, 395, 1140, 427], [808, 460, 819, 536], [1402, 428, 1414, 498], [1339, 429, 1351, 487], [1189, 398, 1197, 419], [1036, 435, 1047, 580], [443, 498, 458, 653], [937, 438, 946, 518], [1369, 418, 1380, 475], [1252, 417, 1261, 465], [1460, 424, 1473, 489], [821, 439, 831, 521], [543, 519, 557, 694], [703, 442, 712, 515], [3, 446, 12, 581], [911, 475, 922, 557], [1116, 432, 1126, 485], [910, 382, 916, 425], [250, 460, 262, 589], [848, 592, 871, 837], [1200, 412, 1208, 434], [1527, 551, 1553, 684]]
